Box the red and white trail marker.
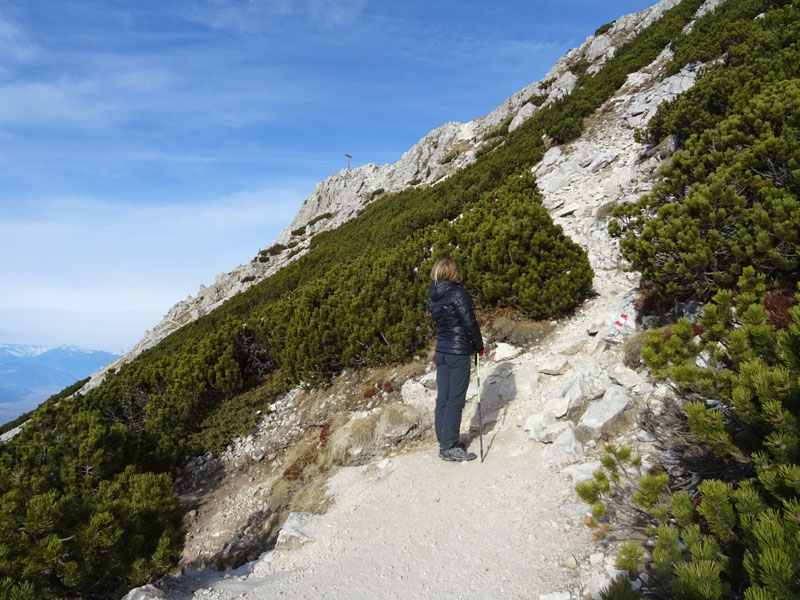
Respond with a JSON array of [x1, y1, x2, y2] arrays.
[[614, 313, 628, 328]]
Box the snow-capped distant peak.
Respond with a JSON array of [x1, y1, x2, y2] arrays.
[[0, 343, 50, 358]]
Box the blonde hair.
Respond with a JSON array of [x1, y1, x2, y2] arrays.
[[430, 256, 462, 282]]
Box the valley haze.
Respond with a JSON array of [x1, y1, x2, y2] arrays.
[[0, 343, 120, 424]]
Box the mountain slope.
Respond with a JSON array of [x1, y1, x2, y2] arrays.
[[128, 10, 707, 595], [122, 0, 731, 598], [79, 0, 686, 395], [11, 0, 796, 596]]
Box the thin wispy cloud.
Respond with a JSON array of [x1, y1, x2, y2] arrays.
[[0, 80, 114, 127], [182, 0, 296, 35], [0, 14, 36, 62], [308, 0, 366, 28]]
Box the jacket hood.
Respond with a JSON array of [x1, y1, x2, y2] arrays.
[[429, 279, 459, 302]]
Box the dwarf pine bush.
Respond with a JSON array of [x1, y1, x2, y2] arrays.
[[587, 272, 800, 599], [613, 0, 800, 304], [253, 171, 593, 384], [450, 172, 594, 318], [611, 79, 800, 302]]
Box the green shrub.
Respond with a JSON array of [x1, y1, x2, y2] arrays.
[[262, 243, 287, 256], [307, 211, 333, 227], [189, 372, 289, 454], [474, 139, 503, 159], [643, 2, 800, 146], [540, 77, 556, 90], [569, 57, 592, 76], [612, 79, 800, 302], [595, 21, 615, 37], [291, 226, 306, 236], [0, 578, 36, 600], [524, 93, 548, 107], [592, 272, 800, 599], [450, 172, 593, 318]]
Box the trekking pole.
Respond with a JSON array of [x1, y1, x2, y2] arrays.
[[476, 353, 484, 463]]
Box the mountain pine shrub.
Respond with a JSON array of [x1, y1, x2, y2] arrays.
[[646, 0, 800, 145], [600, 575, 643, 600], [252, 171, 592, 385], [450, 172, 593, 318], [588, 271, 800, 599], [612, 0, 800, 306], [611, 79, 800, 302]]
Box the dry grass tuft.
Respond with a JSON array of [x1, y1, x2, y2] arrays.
[[289, 478, 331, 514], [481, 309, 556, 347], [622, 330, 649, 368], [378, 404, 417, 432], [282, 430, 320, 481], [348, 414, 379, 449], [595, 200, 618, 222]]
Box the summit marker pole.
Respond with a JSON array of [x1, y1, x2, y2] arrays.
[[476, 354, 484, 463]]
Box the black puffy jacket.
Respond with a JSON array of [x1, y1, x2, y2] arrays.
[[429, 280, 484, 355]]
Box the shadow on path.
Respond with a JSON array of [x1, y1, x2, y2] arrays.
[[464, 361, 517, 461]]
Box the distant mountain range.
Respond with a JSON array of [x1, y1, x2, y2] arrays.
[[0, 344, 120, 424]]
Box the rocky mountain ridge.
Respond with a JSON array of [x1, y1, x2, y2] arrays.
[[123, 1, 728, 598], [80, 0, 689, 395]]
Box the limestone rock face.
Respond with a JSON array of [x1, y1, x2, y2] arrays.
[[578, 385, 632, 440], [401, 380, 435, 413], [275, 512, 315, 550], [508, 102, 538, 133]]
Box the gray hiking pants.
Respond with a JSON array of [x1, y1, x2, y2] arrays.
[[435, 352, 471, 451]]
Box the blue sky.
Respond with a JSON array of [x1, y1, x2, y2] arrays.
[[0, 0, 655, 352]]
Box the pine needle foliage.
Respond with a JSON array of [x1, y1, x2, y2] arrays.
[[598, 273, 800, 599], [600, 575, 644, 600], [596, 2, 800, 598]]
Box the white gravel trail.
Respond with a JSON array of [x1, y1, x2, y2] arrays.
[[162, 411, 597, 600]]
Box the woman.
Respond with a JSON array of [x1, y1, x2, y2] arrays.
[[429, 256, 484, 462]]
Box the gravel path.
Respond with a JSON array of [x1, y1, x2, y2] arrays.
[[162, 409, 600, 599]]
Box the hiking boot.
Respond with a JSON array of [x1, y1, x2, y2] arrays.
[[439, 445, 477, 462]]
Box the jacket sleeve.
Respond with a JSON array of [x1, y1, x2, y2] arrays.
[[453, 286, 484, 352]]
